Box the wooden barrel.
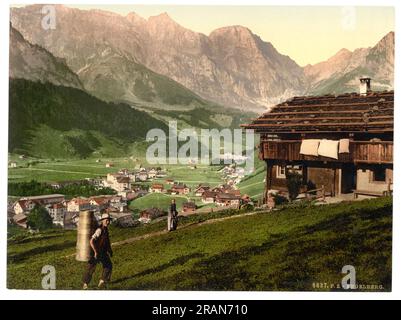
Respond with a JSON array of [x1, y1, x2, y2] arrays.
[[76, 210, 95, 262]]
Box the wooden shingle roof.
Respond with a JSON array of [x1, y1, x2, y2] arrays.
[[242, 91, 394, 133]]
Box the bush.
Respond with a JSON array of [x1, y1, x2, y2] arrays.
[[306, 180, 317, 195], [131, 208, 141, 219], [272, 193, 289, 206], [286, 172, 303, 201], [8, 179, 116, 198], [239, 203, 254, 212], [27, 205, 53, 231]]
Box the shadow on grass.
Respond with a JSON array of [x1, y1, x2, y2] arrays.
[[131, 206, 392, 291], [8, 232, 70, 245], [111, 252, 205, 286], [8, 241, 75, 263]]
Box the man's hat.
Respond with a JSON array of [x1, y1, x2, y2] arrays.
[[99, 213, 112, 221]]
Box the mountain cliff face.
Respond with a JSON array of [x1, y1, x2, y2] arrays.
[[9, 25, 83, 89], [10, 5, 394, 111], [365, 31, 394, 83], [10, 6, 215, 110], [136, 16, 307, 109], [304, 32, 394, 94], [10, 5, 307, 111], [207, 26, 306, 107]]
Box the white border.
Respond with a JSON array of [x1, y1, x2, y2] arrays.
[[0, 0, 399, 300]]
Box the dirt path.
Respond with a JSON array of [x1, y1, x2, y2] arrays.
[[65, 210, 261, 258]]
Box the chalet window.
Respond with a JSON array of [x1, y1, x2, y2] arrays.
[[372, 167, 386, 182], [287, 165, 303, 175], [292, 165, 301, 171], [277, 166, 286, 179], [276, 165, 303, 179]]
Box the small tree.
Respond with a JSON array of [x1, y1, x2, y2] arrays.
[[286, 171, 303, 201], [272, 193, 289, 206], [306, 180, 317, 195], [27, 205, 53, 231]]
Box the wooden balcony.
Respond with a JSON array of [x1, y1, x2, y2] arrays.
[[260, 140, 393, 164]]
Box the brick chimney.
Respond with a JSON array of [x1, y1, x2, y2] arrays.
[[359, 78, 371, 96]]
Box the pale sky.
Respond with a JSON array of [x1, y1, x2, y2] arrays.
[[13, 5, 395, 66]]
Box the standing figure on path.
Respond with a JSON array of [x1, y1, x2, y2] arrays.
[[82, 213, 113, 289], [168, 199, 179, 231]]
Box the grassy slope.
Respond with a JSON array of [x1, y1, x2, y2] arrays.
[[9, 79, 168, 159], [238, 159, 266, 200], [7, 197, 392, 291], [129, 193, 189, 212]]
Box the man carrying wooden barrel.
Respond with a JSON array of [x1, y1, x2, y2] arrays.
[[82, 213, 113, 289]]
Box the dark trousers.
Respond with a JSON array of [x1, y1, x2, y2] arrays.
[[168, 212, 178, 231], [172, 214, 178, 230], [83, 254, 112, 284]]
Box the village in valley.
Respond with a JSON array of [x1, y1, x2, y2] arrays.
[[8, 158, 253, 231]]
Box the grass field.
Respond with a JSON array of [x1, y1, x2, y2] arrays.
[[7, 197, 392, 291], [8, 157, 140, 182], [237, 160, 265, 201], [7, 156, 223, 184], [129, 192, 219, 212], [154, 165, 223, 189], [129, 193, 190, 211], [128, 164, 224, 211]]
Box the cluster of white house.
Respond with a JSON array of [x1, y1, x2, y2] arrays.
[[107, 167, 166, 183], [100, 167, 167, 197], [219, 165, 247, 185], [11, 193, 129, 229]]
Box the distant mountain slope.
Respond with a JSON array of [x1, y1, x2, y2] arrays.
[[10, 5, 307, 111], [9, 79, 168, 158], [77, 52, 217, 109], [9, 25, 83, 90], [304, 32, 394, 94]]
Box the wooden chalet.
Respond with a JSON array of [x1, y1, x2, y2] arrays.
[[242, 78, 393, 202]]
